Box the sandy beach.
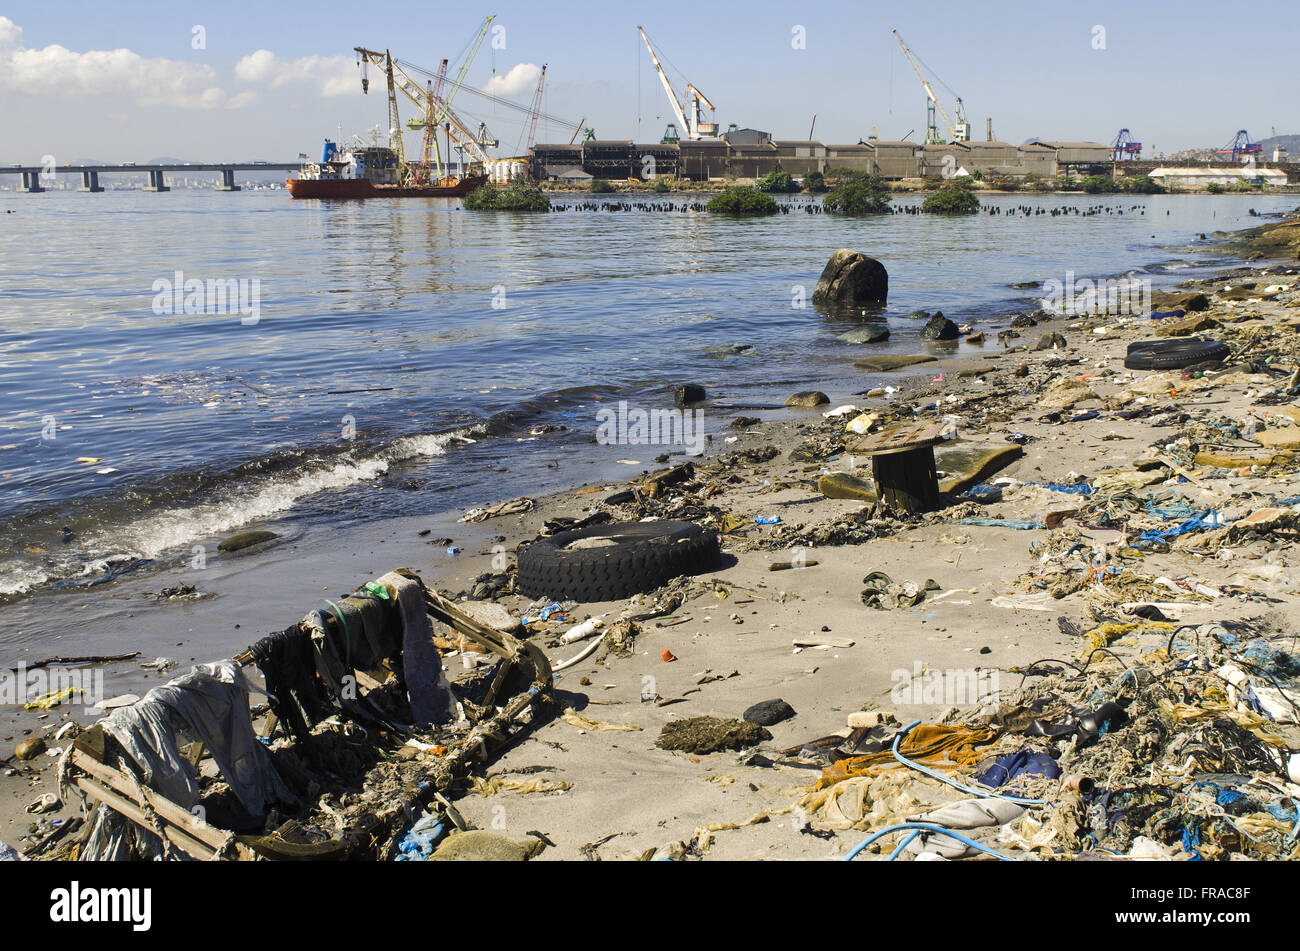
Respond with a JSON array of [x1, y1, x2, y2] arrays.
[[6, 211, 1300, 862]]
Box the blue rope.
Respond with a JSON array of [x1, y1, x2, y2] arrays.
[[844, 822, 1012, 862], [891, 720, 1043, 805]]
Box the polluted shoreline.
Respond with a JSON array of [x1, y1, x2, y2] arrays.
[[4, 208, 1300, 864], [0, 198, 1270, 605]]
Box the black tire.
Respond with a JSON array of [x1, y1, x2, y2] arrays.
[[516, 520, 720, 602], [1124, 337, 1229, 371]]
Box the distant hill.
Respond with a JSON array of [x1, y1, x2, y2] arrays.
[[1258, 134, 1300, 154]]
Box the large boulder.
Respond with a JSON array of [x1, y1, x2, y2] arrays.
[[811, 249, 888, 311]]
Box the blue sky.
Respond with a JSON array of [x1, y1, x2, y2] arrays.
[[1, 0, 1295, 162]]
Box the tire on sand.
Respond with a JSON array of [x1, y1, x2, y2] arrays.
[[1124, 338, 1229, 371], [516, 520, 720, 602]]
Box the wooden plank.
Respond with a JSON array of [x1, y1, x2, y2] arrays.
[[71, 750, 256, 860], [850, 422, 946, 456], [73, 776, 220, 861]]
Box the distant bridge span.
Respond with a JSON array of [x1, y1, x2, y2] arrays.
[[3, 162, 300, 193]]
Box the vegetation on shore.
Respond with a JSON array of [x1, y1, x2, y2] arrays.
[[755, 170, 801, 193], [921, 180, 981, 214], [463, 183, 551, 211], [707, 185, 779, 215], [823, 171, 892, 215], [589, 178, 615, 194]]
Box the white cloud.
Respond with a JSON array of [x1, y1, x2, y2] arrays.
[[482, 62, 542, 98], [0, 17, 251, 109], [0, 16, 21, 50], [234, 50, 355, 97]]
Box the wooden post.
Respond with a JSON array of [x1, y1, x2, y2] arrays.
[[871, 445, 939, 513]]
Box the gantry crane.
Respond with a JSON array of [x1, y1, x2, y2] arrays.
[[1110, 128, 1142, 161], [637, 26, 718, 141], [1217, 129, 1262, 162], [892, 29, 969, 145]]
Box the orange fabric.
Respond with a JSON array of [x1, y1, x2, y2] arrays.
[[817, 723, 999, 789]]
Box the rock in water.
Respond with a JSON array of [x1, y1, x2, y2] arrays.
[[743, 699, 796, 726], [839, 324, 890, 344], [674, 384, 707, 407], [785, 390, 830, 408], [217, 530, 278, 553], [919, 314, 959, 340], [811, 249, 888, 311]]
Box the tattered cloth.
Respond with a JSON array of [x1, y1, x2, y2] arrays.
[[817, 723, 1000, 789]]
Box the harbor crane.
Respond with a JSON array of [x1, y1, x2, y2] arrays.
[[637, 26, 718, 141], [1110, 128, 1142, 160], [522, 64, 547, 170], [356, 15, 496, 183], [892, 29, 969, 145], [1217, 129, 1262, 162]]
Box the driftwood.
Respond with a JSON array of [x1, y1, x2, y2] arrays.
[[6, 651, 140, 672]]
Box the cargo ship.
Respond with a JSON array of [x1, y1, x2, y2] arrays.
[[287, 140, 487, 199]]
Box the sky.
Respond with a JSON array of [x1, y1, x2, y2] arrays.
[[0, 0, 1296, 164]]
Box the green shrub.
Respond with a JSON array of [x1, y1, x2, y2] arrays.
[[463, 183, 551, 211], [921, 184, 981, 214], [1081, 175, 1119, 194], [1122, 174, 1166, 194], [987, 175, 1021, 192], [756, 170, 800, 193], [823, 172, 892, 215], [589, 178, 615, 194], [652, 178, 671, 193], [707, 185, 779, 215], [1206, 181, 1224, 194], [803, 170, 826, 192], [1056, 176, 1083, 192]]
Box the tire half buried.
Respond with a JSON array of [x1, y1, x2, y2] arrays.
[[517, 520, 720, 601]]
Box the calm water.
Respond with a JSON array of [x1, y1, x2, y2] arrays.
[[0, 188, 1293, 599]]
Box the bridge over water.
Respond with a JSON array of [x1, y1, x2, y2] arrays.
[[3, 162, 300, 193]]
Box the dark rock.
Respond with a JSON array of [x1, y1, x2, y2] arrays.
[[730, 416, 761, 428], [743, 699, 796, 726], [674, 384, 707, 406], [811, 249, 888, 311], [919, 314, 959, 340], [1035, 332, 1068, 351], [217, 530, 278, 553], [906, 309, 932, 319], [1011, 313, 1038, 328], [785, 391, 830, 408], [839, 324, 890, 344]]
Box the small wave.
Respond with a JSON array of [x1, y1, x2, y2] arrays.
[[0, 424, 482, 600]]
